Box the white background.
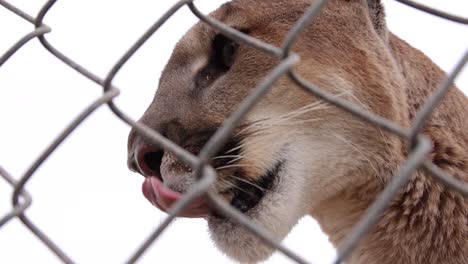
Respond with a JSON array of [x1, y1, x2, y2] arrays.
[[0, 0, 466, 263]]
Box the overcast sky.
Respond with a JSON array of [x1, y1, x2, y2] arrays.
[[0, 0, 467, 263]]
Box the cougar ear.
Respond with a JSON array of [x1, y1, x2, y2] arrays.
[[366, 0, 388, 38]]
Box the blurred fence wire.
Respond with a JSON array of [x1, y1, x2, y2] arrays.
[[1, 0, 467, 263]]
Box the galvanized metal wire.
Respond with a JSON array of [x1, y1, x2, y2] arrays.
[[1, 0, 467, 263]]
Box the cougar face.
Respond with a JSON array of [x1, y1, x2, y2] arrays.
[[128, 0, 468, 263]]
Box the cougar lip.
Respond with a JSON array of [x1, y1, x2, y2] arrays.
[[221, 160, 283, 216], [142, 176, 210, 218], [141, 161, 282, 219], [139, 138, 281, 218]]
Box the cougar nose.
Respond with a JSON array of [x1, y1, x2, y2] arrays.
[[132, 143, 164, 179], [127, 125, 165, 178], [137, 146, 164, 179], [127, 120, 191, 179]]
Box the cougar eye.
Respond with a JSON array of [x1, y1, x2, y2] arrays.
[[213, 34, 239, 70], [194, 34, 239, 89]]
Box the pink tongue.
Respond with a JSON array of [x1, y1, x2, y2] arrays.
[[141, 177, 210, 218]]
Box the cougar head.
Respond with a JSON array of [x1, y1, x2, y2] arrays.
[[128, 0, 408, 262]]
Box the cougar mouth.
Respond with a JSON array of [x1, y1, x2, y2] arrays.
[[211, 138, 283, 217], [221, 160, 283, 215], [139, 137, 283, 219]]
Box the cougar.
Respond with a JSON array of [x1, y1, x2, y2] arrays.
[[127, 0, 468, 263]]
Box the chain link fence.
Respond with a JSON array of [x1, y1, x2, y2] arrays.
[[0, 0, 467, 263]]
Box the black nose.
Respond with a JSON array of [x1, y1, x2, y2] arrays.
[[131, 143, 164, 179], [127, 125, 165, 178], [127, 120, 208, 179]]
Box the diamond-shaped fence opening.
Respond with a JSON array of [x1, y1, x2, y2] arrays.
[[0, 0, 467, 263]]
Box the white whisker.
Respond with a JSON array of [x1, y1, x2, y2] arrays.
[[333, 134, 384, 183], [212, 155, 244, 160], [227, 174, 267, 192], [220, 179, 256, 196], [216, 164, 259, 171], [226, 156, 243, 165]]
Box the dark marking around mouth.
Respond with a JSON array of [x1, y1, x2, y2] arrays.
[[230, 161, 283, 213]]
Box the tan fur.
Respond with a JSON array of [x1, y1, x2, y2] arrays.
[[127, 0, 468, 263]]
